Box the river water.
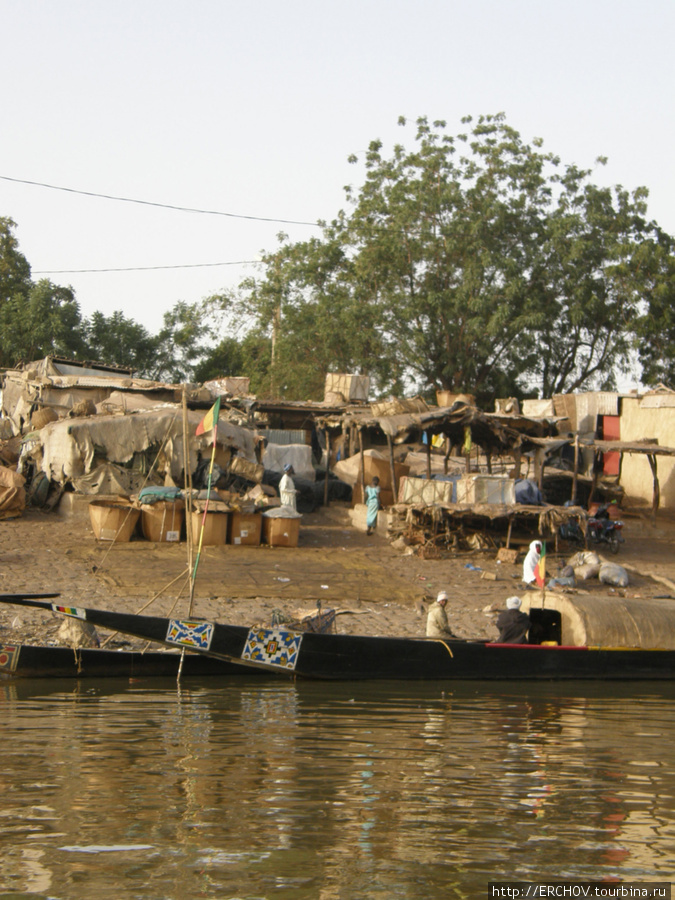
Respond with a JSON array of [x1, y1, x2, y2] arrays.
[[1, 676, 673, 899]]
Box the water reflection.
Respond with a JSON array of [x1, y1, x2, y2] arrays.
[[1, 678, 674, 898]]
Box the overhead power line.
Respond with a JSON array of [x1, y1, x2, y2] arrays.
[[33, 260, 259, 274], [0, 174, 321, 227]]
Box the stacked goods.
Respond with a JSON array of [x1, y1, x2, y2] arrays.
[[89, 499, 140, 542], [229, 511, 263, 546], [324, 373, 370, 402], [262, 516, 301, 547], [190, 505, 229, 545], [456, 475, 516, 505], [397, 476, 457, 506], [435, 391, 475, 408], [141, 499, 185, 542], [229, 456, 264, 484], [369, 396, 428, 416]]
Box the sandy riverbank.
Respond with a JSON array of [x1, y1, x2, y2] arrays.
[[1, 499, 674, 650]]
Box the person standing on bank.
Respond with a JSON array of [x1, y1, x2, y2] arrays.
[[426, 591, 457, 639], [495, 596, 531, 644], [279, 464, 298, 511], [522, 540, 542, 589], [365, 476, 381, 535]]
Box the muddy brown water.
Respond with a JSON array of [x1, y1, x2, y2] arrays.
[[2, 503, 675, 898], [1, 677, 674, 898]]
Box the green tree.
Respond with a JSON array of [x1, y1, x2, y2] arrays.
[[84, 310, 159, 376], [0, 279, 86, 367], [632, 227, 675, 387], [531, 166, 651, 396], [213, 216, 403, 400], [152, 300, 206, 383], [193, 331, 273, 392], [0, 216, 32, 307], [342, 114, 554, 402], [224, 114, 665, 404]]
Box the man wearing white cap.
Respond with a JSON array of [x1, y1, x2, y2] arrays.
[[426, 591, 456, 639], [495, 596, 531, 644]]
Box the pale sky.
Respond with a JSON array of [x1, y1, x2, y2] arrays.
[[2, 0, 673, 336]]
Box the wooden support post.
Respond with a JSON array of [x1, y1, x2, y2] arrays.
[[511, 447, 522, 479], [571, 432, 580, 505], [358, 427, 366, 499], [323, 429, 331, 508], [444, 440, 451, 475], [648, 453, 660, 520], [534, 447, 546, 494], [386, 433, 398, 500], [486, 449, 492, 474], [505, 516, 513, 549], [587, 451, 600, 510], [426, 431, 432, 479]]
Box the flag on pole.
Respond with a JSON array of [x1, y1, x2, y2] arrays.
[[195, 397, 221, 438], [535, 541, 546, 588]]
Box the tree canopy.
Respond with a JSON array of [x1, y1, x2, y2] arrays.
[[2, 115, 674, 400], [215, 114, 674, 402]]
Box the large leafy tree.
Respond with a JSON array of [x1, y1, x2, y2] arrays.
[[631, 227, 675, 387], [0, 216, 32, 307], [531, 166, 652, 396], [342, 114, 554, 401], [219, 231, 394, 399], [193, 332, 273, 391], [152, 300, 206, 383], [0, 279, 86, 366], [0, 218, 89, 366], [84, 310, 159, 377], [225, 115, 665, 403]]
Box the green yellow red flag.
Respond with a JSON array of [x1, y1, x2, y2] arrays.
[[195, 397, 221, 437], [535, 541, 546, 588]]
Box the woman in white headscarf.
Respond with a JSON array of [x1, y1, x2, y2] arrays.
[[522, 540, 542, 587]]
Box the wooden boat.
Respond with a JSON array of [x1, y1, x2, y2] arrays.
[[1, 593, 674, 681], [0, 642, 268, 679]]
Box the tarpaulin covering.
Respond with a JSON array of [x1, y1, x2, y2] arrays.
[[521, 593, 675, 649], [262, 443, 315, 481], [0, 466, 25, 518], [37, 408, 257, 485]]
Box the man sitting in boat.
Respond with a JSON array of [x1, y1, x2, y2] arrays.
[[426, 591, 457, 639], [496, 596, 531, 644]]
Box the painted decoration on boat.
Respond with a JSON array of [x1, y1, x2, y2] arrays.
[[166, 619, 214, 651], [243, 627, 302, 670], [0, 644, 20, 672], [53, 604, 86, 619]]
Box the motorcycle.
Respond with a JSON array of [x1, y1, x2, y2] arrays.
[[558, 518, 586, 545], [586, 503, 625, 554]]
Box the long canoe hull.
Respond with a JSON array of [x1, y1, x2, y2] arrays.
[[0, 594, 674, 681], [0, 643, 269, 679]]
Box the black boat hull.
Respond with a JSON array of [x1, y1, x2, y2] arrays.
[[1, 595, 674, 681], [0, 643, 268, 679]]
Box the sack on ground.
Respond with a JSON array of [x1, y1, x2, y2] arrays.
[[567, 550, 601, 568], [574, 563, 601, 581], [598, 562, 629, 587]]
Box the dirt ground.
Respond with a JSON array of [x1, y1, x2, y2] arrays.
[[1, 498, 675, 650]]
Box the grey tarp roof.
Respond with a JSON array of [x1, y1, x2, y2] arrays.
[[36, 407, 257, 484]]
